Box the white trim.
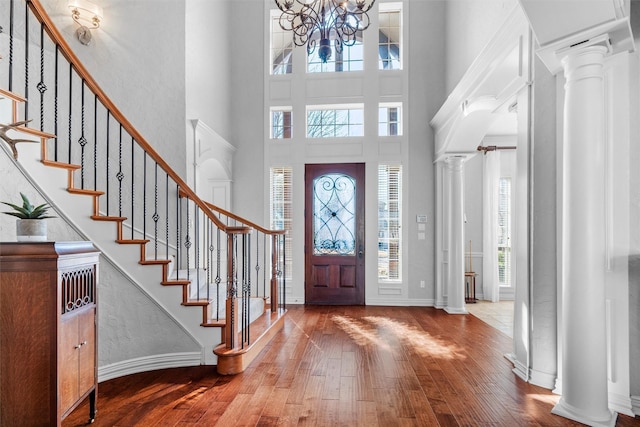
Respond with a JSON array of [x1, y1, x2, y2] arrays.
[[512, 358, 529, 382], [631, 395, 640, 417], [608, 392, 634, 417], [366, 297, 434, 307], [529, 368, 556, 390], [98, 352, 203, 382]]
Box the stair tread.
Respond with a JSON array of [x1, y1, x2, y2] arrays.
[[139, 259, 171, 265], [0, 88, 27, 103], [13, 127, 56, 139], [161, 280, 190, 286], [182, 300, 213, 307], [41, 160, 81, 170], [201, 320, 226, 327], [115, 239, 150, 244], [68, 188, 105, 196], [91, 215, 126, 222]]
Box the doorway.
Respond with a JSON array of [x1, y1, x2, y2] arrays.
[[304, 163, 365, 305]]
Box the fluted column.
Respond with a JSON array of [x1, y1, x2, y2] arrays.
[[551, 44, 615, 427], [445, 156, 467, 314]]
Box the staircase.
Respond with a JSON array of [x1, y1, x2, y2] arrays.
[[0, 0, 286, 375]]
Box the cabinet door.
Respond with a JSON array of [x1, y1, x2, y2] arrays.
[[78, 308, 96, 395], [60, 314, 80, 413]]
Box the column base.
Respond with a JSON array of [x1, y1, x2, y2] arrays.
[[552, 398, 617, 427], [443, 306, 468, 315]]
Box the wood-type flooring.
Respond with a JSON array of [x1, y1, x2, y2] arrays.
[[63, 305, 640, 426]]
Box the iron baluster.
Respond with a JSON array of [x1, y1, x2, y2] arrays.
[[93, 95, 97, 191], [24, 1, 29, 123], [8, 0, 13, 91], [185, 195, 190, 282], [176, 184, 180, 277], [153, 161, 159, 259], [54, 45, 58, 161], [38, 23, 46, 132], [165, 172, 169, 262], [130, 136, 134, 240], [215, 228, 221, 321], [143, 152, 147, 243], [79, 80, 86, 188], [68, 63, 72, 163], [105, 111, 110, 215], [117, 125, 123, 217]]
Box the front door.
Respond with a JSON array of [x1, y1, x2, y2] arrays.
[[305, 163, 365, 305]]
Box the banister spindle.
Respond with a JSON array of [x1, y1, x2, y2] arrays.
[[130, 136, 134, 239], [79, 80, 87, 188], [8, 0, 14, 91], [143, 152, 147, 242], [93, 95, 97, 191], [24, 1, 29, 123], [38, 23, 46, 132], [105, 111, 110, 215], [54, 45, 59, 161], [68, 63, 72, 163], [117, 125, 123, 217]]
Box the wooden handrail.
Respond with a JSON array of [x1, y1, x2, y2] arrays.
[[26, 0, 228, 232], [177, 189, 285, 236]]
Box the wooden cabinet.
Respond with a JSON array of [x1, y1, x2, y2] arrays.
[[0, 241, 99, 426]]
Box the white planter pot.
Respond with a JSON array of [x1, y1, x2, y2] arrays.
[[16, 219, 48, 242]]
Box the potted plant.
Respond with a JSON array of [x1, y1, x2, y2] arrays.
[[2, 192, 56, 241]]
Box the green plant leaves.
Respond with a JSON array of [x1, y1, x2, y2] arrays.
[[1, 192, 56, 219]]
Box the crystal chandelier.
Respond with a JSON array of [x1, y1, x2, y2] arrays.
[[274, 0, 376, 63]]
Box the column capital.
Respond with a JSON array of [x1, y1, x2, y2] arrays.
[[444, 155, 467, 171]]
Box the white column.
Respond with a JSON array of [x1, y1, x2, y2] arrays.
[[551, 44, 616, 427], [445, 156, 467, 314]]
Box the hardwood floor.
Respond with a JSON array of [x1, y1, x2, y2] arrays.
[[63, 305, 639, 426]]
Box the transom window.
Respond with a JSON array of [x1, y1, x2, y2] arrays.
[[307, 106, 364, 138], [271, 15, 293, 75], [379, 5, 402, 70], [379, 103, 402, 136], [308, 32, 364, 73], [271, 108, 292, 139]]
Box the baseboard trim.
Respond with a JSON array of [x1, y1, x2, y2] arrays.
[[631, 395, 640, 416], [529, 368, 556, 390], [608, 392, 634, 417], [98, 351, 203, 382], [511, 357, 529, 382], [366, 298, 435, 307]]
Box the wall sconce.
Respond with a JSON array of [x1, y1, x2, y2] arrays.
[[68, 0, 103, 45]]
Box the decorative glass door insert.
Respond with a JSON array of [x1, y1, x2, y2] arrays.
[[313, 174, 356, 256]]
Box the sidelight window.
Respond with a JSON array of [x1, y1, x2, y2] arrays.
[[378, 164, 402, 280]]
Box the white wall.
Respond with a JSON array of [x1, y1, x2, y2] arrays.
[[444, 0, 519, 95], [186, 0, 232, 142], [40, 0, 187, 176]]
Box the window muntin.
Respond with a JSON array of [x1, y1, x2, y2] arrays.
[[307, 32, 364, 73], [271, 16, 293, 75], [270, 167, 293, 282], [378, 104, 402, 136], [307, 106, 364, 138], [378, 165, 402, 281], [378, 6, 402, 70], [271, 109, 292, 139], [498, 177, 511, 286]]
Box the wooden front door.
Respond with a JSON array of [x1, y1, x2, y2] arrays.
[[305, 163, 365, 305]]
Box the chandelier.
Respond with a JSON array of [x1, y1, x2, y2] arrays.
[[275, 0, 376, 63]]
